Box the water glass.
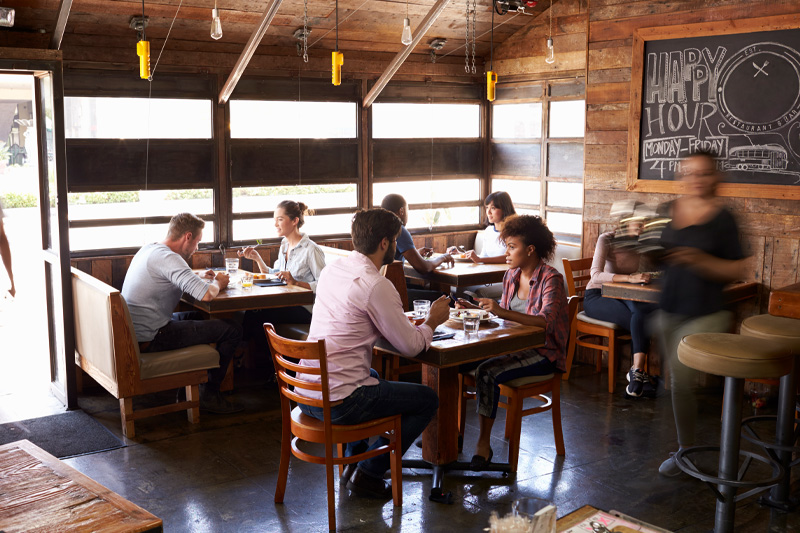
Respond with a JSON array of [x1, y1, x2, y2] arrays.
[[225, 258, 239, 277], [413, 299, 430, 319], [463, 313, 481, 336], [241, 271, 254, 292]]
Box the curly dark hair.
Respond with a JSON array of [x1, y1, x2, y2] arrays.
[[499, 215, 556, 262]]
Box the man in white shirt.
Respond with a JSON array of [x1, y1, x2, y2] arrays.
[[298, 208, 450, 498], [121, 213, 243, 414]]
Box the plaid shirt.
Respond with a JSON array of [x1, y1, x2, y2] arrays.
[[500, 261, 569, 371]]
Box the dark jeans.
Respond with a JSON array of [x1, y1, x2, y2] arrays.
[[299, 369, 438, 479], [141, 311, 242, 391], [583, 288, 657, 355]]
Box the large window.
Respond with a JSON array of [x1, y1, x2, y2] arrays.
[[229, 89, 360, 242], [490, 80, 585, 242], [371, 87, 482, 230], [64, 78, 216, 253]]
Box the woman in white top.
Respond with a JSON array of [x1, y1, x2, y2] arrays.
[[449, 191, 516, 264], [238, 201, 326, 359]]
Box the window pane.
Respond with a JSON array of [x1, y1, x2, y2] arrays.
[[545, 212, 582, 235], [547, 143, 584, 178], [547, 182, 583, 209], [492, 103, 542, 139], [406, 206, 479, 229], [373, 179, 479, 205], [549, 100, 585, 138], [64, 97, 211, 139], [233, 214, 352, 240], [70, 222, 214, 251], [372, 103, 480, 138], [232, 184, 357, 214], [516, 207, 540, 217], [230, 101, 357, 139], [492, 179, 541, 206], [68, 189, 214, 221]]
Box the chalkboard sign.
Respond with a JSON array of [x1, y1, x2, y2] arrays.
[[636, 26, 800, 186]]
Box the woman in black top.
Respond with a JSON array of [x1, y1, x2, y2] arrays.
[[655, 150, 749, 477]]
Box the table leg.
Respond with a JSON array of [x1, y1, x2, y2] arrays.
[[422, 365, 459, 465]]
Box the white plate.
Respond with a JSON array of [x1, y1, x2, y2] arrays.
[[448, 309, 496, 322], [451, 256, 472, 263]]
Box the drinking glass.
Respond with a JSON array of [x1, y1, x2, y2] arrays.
[[413, 299, 430, 319], [463, 313, 481, 336], [241, 271, 254, 292], [225, 258, 239, 277]]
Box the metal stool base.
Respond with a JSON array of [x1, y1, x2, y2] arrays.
[[741, 414, 800, 465], [675, 446, 784, 503]]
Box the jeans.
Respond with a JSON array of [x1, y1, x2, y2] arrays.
[[462, 350, 555, 418], [654, 309, 733, 447], [299, 369, 438, 479], [141, 311, 242, 391], [584, 288, 657, 355]]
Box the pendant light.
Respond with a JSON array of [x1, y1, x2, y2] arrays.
[[487, 3, 496, 101], [210, 0, 223, 40], [545, 0, 555, 64], [401, 0, 413, 45], [332, 0, 343, 85], [136, 0, 150, 79]]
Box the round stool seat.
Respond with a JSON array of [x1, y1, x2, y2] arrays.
[[678, 333, 792, 379], [741, 314, 800, 354]]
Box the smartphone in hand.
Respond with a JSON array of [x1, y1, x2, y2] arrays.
[[456, 298, 480, 309]]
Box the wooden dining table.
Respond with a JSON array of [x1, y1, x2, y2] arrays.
[[403, 259, 509, 292], [373, 316, 545, 499], [601, 280, 759, 305], [181, 270, 314, 315]]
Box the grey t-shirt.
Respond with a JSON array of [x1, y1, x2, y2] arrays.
[[121, 243, 209, 342]]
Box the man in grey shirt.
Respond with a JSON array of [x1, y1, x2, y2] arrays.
[[122, 213, 243, 414]]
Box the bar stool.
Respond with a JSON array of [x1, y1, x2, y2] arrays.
[[676, 333, 792, 533], [740, 314, 800, 510]]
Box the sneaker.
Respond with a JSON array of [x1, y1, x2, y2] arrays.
[[658, 452, 683, 477], [199, 392, 244, 414], [626, 367, 647, 397]]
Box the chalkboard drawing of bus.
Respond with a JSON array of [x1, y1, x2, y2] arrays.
[[724, 144, 789, 172]]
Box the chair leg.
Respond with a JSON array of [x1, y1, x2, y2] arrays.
[[119, 397, 135, 438], [607, 334, 616, 393], [337, 443, 346, 479], [390, 418, 403, 507], [390, 355, 401, 382], [186, 384, 200, 424], [274, 410, 292, 504], [457, 374, 468, 449], [507, 391, 524, 474], [596, 340, 603, 373], [563, 320, 578, 381], [325, 444, 336, 532], [551, 381, 565, 456]]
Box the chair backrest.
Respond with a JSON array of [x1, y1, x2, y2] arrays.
[[380, 261, 409, 311], [264, 323, 335, 419], [71, 267, 141, 398], [567, 295, 579, 332], [562, 257, 593, 298], [473, 230, 485, 256]]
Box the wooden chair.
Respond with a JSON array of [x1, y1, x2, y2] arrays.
[[265, 324, 402, 532], [72, 268, 219, 438], [562, 257, 631, 393], [375, 261, 422, 381], [457, 296, 579, 473]]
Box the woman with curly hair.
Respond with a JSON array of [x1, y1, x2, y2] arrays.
[[461, 215, 569, 468]]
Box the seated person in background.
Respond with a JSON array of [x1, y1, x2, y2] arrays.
[[460, 215, 569, 468], [448, 191, 517, 300], [297, 208, 450, 499], [121, 213, 243, 414], [583, 202, 658, 397], [238, 201, 325, 356], [380, 193, 453, 306]]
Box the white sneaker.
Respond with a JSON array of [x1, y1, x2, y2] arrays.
[[658, 452, 683, 477]]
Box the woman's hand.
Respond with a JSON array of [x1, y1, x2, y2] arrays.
[[476, 297, 501, 315], [237, 246, 260, 261], [628, 272, 651, 284], [277, 270, 296, 286], [465, 250, 480, 263]]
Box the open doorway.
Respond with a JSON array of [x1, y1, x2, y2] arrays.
[[0, 73, 62, 422]]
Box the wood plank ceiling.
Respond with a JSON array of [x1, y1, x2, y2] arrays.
[[6, 0, 548, 74]]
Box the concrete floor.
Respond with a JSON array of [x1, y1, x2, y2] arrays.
[[3, 364, 799, 532]]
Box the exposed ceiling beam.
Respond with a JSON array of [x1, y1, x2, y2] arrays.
[[50, 0, 73, 50], [363, 0, 452, 108], [218, 0, 285, 105]]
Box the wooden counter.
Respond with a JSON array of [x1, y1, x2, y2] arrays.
[[768, 282, 800, 319]]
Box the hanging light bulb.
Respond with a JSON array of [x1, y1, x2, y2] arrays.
[[210, 2, 223, 40], [401, 0, 413, 45], [401, 18, 413, 45], [545, 37, 555, 64]]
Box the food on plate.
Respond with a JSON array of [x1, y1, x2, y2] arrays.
[[253, 273, 267, 280]]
